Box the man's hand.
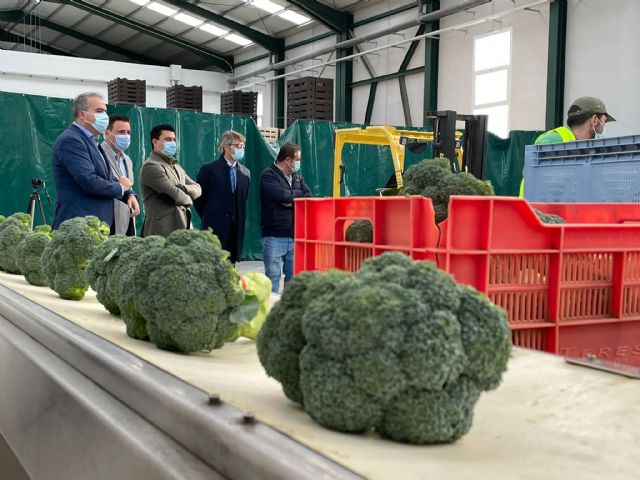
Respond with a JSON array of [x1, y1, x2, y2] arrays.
[[119, 176, 133, 190], [127, 195, 141, 217]]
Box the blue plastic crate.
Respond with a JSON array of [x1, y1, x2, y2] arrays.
[[524, 135, 640, 202]]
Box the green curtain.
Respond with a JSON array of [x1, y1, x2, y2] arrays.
[[485, 130, 544, 196], [0, 91, 542, 260]]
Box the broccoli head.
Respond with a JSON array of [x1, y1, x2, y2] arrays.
[[86, 235, 133, 315], [16, 225, 53, 286], [0, 213, 32, 274], [134, 229, 245, 353], [257, 252, 511, 444], [345, 219, 373, 243], [42, 216, 110, 300], [402, 158, 494, 223]]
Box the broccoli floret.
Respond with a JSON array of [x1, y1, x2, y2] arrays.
[[133, 229, 245, 353], [257, 270, 351, 403], [0, 213, 32, 274], [257, 252, 511, 444], [42, 216, 110, 300], [16, 225, 53, 286], [402, 158, 494, 223], [86, 235, 132, 315], [113, 236, 165, 340], [534, 208, 566, 224], [345, 219, 373, 243]]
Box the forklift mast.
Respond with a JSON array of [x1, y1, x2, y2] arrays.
[[426, 110, 489, 179]]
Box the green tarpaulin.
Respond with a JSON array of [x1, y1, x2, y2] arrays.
[[0, 90, 540, 260]]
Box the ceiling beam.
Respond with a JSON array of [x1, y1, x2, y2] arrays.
[[162, 0, 284, 53], [0, 26, 75, 57], [47, 0, 234, 72], [0, 10, 167, 66], [286, 0, 353, 32]]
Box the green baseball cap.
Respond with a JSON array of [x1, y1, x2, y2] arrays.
[[567, 96, 616, 122]]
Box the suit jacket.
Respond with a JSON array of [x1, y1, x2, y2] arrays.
[[140, 151, 201, 238], [194, 155, 250, 261], [101, 140, 135, 235], [52, 124, 133, 229]]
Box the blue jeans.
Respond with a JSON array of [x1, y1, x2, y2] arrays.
[[262, 236, 294, 293]]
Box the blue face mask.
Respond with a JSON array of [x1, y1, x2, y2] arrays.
[[292, 160, 301, 173], [163, 141, 177, 157], [594, 118, 606, 139], [114, 134, 130, 151], [232, 147, 245, 162], [90, 111, 109, 133]]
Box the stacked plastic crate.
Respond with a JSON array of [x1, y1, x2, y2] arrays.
[[524, 135, 640, 202], [107, 78, 146, 106], [286, 77, 333, 126], [166, 85, 203, 111], [220, 90, 258, 121]]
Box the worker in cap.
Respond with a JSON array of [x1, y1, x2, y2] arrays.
[[519, 96, 615, 197]]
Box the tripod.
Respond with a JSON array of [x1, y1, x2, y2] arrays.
[[27, 180, 52, 230]]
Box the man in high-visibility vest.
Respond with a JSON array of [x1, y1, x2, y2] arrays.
[[519, 96, 616, 197]]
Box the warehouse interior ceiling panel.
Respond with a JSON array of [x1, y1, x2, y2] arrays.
[[0, 0, 372, 71]]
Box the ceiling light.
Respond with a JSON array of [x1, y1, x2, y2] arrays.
[[249, 0, 283, 15], [199, 23, 229, 37], [146, 2, 177, 17], [277, 9, 311, 25], [225, 34, 253, 46], [129, 0, 150, 5], [174, 13, 203, 27]]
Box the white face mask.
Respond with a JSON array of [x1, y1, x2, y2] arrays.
[[593, 117, 606, 139]]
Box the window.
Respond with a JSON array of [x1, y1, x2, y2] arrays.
[[257, 92, 264, 127], [473, 29, 511, 138]]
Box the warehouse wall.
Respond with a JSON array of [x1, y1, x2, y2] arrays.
[[0, 50, 228, 113], [565, 0, 640, 137], [438, 0, 550, 133]]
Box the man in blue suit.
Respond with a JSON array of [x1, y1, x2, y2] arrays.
[[52, 92, 140, 230]]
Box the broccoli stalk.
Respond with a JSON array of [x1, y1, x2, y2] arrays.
[[257, 252, 511, 444]]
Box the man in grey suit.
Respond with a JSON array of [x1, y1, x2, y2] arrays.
[[140, 124, 201, 238], [101, 114, 137, 235]]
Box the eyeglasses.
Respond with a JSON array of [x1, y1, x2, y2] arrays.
[[229, 143, 245, 149]]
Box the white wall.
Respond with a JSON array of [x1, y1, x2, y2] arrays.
[[0, 50, 229, 113], [565, 0, 640, 137], [438, 0, 550, 134]]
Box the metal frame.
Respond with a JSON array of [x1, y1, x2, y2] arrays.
[[287, 0, 352, 33], [423, 0, 439, 127], [0, 285, 363, 480], [47, 0, 234, 72], [545, 0, 567, 130], [162, 0, 284, 54], [0, 26, 73, 56], [0, 9, 167, 66]]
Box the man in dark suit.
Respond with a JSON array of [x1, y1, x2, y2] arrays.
[[51, 92, 139, 230], [194, 130, 250, 264]]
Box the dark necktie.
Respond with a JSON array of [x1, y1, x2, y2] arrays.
[[230, 164, 237, 193]]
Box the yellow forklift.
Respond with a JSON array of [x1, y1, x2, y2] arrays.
[[332, 111, 488, 197]]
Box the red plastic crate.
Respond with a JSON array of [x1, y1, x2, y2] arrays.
[[294, 196, 640, 367]]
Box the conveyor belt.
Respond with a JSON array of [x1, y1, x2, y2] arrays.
[[0, 271, 638, 480]]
